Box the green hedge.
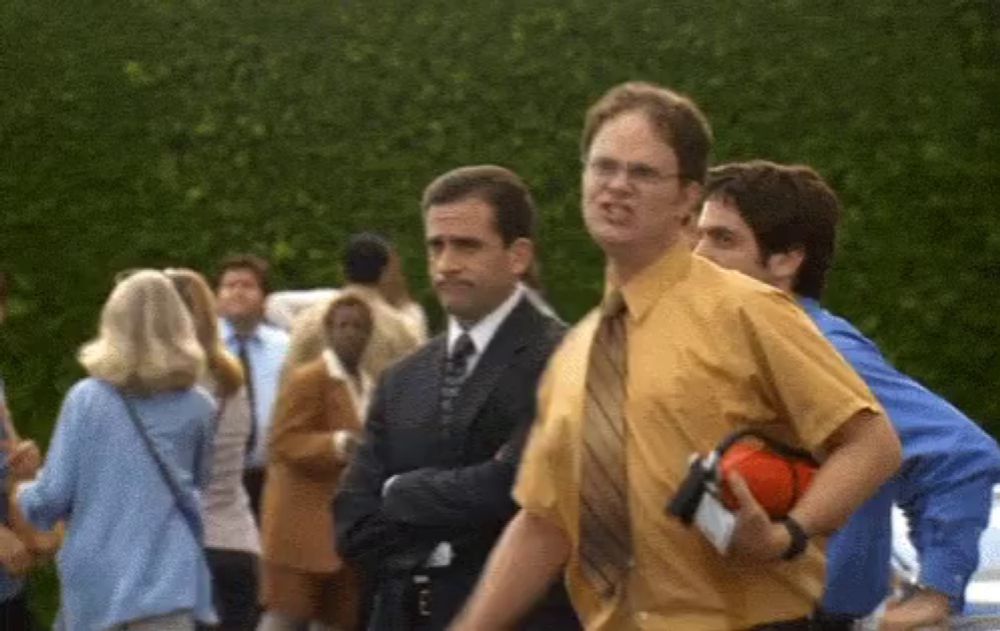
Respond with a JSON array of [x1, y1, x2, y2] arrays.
[[2, 0, 997, 621]]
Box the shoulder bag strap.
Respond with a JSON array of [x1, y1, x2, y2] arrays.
[[118, 391, 203, 543]]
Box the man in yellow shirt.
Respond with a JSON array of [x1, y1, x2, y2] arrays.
[[451, 82, 902, 630]]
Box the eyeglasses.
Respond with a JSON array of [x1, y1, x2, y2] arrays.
[[585, 156, 681, 187]]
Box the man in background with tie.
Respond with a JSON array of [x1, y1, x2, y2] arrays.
[[335, 165, 579, 630], [216, 254, 290, 522], [453, 82, 902, 630]]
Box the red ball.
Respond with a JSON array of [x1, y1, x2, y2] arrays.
[[719, 442, 817, 519]]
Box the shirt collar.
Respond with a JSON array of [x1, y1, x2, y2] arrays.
[[220, 317, 261, 345], [447, 284, 525, 356], [322, 348, 373, 415], [608, 243, 693, 322], [797, 296, 822, 316]]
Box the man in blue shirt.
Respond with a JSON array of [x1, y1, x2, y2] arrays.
[[694, 160, 1000, 629], [215, 255, 290, 521]]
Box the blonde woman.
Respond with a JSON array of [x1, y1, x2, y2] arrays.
[[167, 269, 261, 631], [15, 270, 216, 631]]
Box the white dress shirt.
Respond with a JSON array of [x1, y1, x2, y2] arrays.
[[445, 284, 525, 376]]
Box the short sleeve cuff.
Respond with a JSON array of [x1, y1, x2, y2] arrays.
[[798, 402, 883, 452]]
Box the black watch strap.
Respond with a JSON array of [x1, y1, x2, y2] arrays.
[[780, 516, 808, 561]]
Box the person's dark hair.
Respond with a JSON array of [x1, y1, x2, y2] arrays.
[[343, 233, 392, 285], [705, 160, 841, 300], [581, 81, 713, 184], [323, 293, 374, 331], [216, 254, 271, 293], [322, 293, 374, 349], [421, 165, 537, 246]]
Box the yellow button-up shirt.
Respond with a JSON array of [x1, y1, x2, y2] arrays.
[[515, 245, 883, 630]]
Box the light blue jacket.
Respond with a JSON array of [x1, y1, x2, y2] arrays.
[[18, 378, 216, 630]]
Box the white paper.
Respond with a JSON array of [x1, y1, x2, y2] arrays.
[[694, 492, 736, 554]]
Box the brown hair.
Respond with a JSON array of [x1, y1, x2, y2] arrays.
[[216, 254, 271, 294], [705, 160, 842, 300], [581, 82, 713, 184], [166, 268, 245, 396], [421, 165, 537, 246]]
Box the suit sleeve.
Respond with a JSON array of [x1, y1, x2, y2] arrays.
[[268, 370, 342, 477], [380, 337, 557, 528], [380, 457, 518, 528], [333, 375, 411, 569]]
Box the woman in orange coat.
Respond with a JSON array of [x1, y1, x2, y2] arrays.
[[259, 294, 373, 631]]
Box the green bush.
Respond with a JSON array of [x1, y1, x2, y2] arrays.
[[2, 0, 997, 621]]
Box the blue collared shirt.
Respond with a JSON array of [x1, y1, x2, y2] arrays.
[[0, 376, 25, 603], [800, 298, 1000, 615], [17, 378, 217, 629], [219, 318, 289, 469]]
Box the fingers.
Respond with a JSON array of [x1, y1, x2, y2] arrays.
[[9, 440, 38, 460], [9, 546, 33, 575], [0, 530, 32, 575], [726, 471, 759, 513], [5, 440, 41, 479]]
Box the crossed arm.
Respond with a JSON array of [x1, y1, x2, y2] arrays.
[[334, 378, 530, 568]]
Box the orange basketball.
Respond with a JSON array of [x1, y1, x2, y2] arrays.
[[719, 441, 817, 519]]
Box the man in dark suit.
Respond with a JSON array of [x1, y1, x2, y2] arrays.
[[334, 165, 579, 630]]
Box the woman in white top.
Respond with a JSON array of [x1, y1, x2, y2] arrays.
[[168, 269, 261, 631]]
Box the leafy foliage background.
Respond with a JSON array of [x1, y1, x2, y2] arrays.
[[1, 0, 997, 620]]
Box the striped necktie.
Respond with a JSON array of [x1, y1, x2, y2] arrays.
[[579, 290, 633, 597], [440, 333, 475, 427]]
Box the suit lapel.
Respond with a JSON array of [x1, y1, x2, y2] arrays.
[[418, 336, 448, 426], [448, 298, 538, 438]]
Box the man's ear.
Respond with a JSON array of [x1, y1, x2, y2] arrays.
[[765, 247, 806, 290], [507, 238, 535, 278], [681, 180, 704, 214]]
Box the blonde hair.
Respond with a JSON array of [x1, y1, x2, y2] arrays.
[[80, 270, 205, 394], [165, 268, 244, 397]]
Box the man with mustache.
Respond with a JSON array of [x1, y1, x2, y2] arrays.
[[335, 165, 579, 630]]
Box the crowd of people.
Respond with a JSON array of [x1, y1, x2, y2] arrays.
[[1, 81, 999, 631]]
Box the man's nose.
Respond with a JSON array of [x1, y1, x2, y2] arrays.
[[433, 246, 462, 276], [607, 165, 632, 191]]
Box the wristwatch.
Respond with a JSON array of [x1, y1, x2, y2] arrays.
[[780, 516, 809, 560]]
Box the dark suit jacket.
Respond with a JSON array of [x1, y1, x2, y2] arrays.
[[334, 297, 579, 630]]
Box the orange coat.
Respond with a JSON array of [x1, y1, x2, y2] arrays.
[[261, 358, 363, 573]]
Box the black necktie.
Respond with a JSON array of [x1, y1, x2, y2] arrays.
[[440, 333, 475, 428], [236, 335, 259, 457]]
